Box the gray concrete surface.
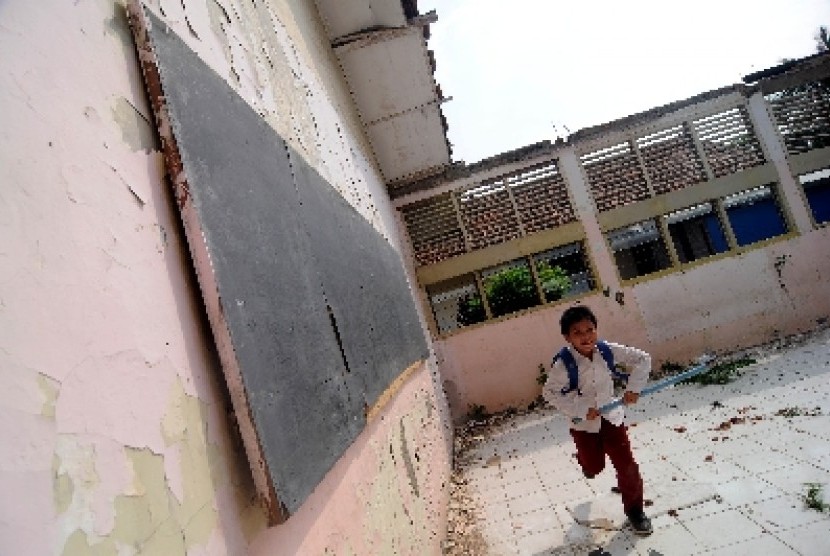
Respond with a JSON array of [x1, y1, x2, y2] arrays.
[[455, 327, 830, 555]]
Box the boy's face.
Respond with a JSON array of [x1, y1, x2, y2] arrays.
[[564, 318, 598, 357]]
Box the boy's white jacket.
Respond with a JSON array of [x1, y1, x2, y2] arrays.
[[542, 341, 651, 433]]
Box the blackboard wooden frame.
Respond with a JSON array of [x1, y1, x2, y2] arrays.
[[127, 1, 428, 523]]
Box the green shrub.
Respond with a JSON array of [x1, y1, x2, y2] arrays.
[[456, 263, 571, 322], [681, 357, 756, 385], [804, 483, 829, 513]]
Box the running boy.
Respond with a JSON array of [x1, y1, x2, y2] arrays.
[[542, 305, 653, 536]]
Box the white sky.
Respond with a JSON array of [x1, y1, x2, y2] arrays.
[[418, 0, 830, 163]]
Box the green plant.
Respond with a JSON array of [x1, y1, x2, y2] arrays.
[[467, 403, 487, 422], [804, 483, 829, 513], [456, 292, 486, 326], [456, 263, 571, 322], [482, 264, 539, 317], [527, 395, 546, 411], [660, 360, 685, 374], [681, 357, 756, 385], [536, 363, 548, 385], [776, 406, 822, 418], [537, 262, 572, 302]]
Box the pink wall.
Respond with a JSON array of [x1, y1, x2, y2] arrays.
[[0, 1, 451, 554], [249, 365, 451, 555], [436, 228, 830, 420]]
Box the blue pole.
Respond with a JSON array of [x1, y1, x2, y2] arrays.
[[571, 359, 713, 424]]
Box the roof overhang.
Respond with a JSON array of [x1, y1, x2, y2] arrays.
[[314, 0, 452, 192]]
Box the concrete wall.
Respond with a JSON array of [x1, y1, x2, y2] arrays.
[[0, 0, 451, 554], [413, 84, 830, 421], [435, 226, 830, 419]]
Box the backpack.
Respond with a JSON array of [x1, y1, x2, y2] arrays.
[[552, 340, 629, 395]]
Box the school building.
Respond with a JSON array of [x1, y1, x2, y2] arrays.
[[396, 52, 830, 420], [0, 0, 828, 554]]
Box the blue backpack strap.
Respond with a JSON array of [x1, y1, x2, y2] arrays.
[[596, 340, 629, 381], [552, 346, 580, 395]]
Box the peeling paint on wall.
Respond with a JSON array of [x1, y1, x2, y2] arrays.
[[2, 0, 449, 553], [37, 373, 60, 419], [53, 376, 255, 554], [361, 395, 435, 554], [53, 455, 74, 515], [111, 96, 159, 153], [399, 420, 420, 497]]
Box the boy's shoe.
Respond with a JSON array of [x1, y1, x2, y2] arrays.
[[627, 511, 653, 536]]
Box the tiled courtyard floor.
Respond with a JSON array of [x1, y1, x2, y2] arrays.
[[446, 327, 830, 555]]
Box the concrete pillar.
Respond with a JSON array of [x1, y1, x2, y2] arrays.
[[559, 148, 621, 292], [746, 92, 814, 233]]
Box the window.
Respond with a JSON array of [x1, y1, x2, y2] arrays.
[[723, 185, 788, 247], [799, 168, 830, 225], [664, 203, 728, 263], [425, 243, 597, 332], [606, 219, 672, 280], [532, 242, 594, 302], [480, 259, 541, 318], [426, 275, 485, 334]]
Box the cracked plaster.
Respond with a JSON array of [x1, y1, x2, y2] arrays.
[[2, 0, 450, 554]]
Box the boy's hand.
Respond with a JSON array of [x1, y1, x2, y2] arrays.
[[622, 391, 640, 405], [586, 407, 600, 420]]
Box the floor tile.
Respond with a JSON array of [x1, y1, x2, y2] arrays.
[[502, 475, 546, 501], [787, 416, 830, 441], [511, 508, 560, 537], [739, 493, 829, 532], [545, 479, 596, 506], [629, 522, 705, 556], [729, 447, 798, 474], [642, 481, 719, 518], [448, 329, 830, 555], [478, 498, 513, 525], [786, 435, 830, 467], [682, 508, 766, 550], [538, 463, 587, 489], [568, 492, 627, 530], [642, 463, 691, 486], [666, 496, 725, 521], [658, 446, 718, 470], [775, 518, 830, 555], [484, 539, 520, 556], [758, 463, 830, 496], [714, 476, 785, 507], [506, 488, 552, 517], [701, 533, 800, 556], [515, 528, 568, 555], [677, 459, 746, 485]]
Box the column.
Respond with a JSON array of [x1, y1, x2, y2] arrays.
[[558, 148, 621, 292], [746, 92, 814, 233]]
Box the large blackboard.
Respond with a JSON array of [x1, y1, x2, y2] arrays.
[[129, 4, 428, 521]]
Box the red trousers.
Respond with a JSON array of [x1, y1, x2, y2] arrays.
[[570, 418, 644, 515]]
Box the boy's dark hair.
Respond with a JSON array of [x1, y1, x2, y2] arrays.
[[560, 305, 598, 335]]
